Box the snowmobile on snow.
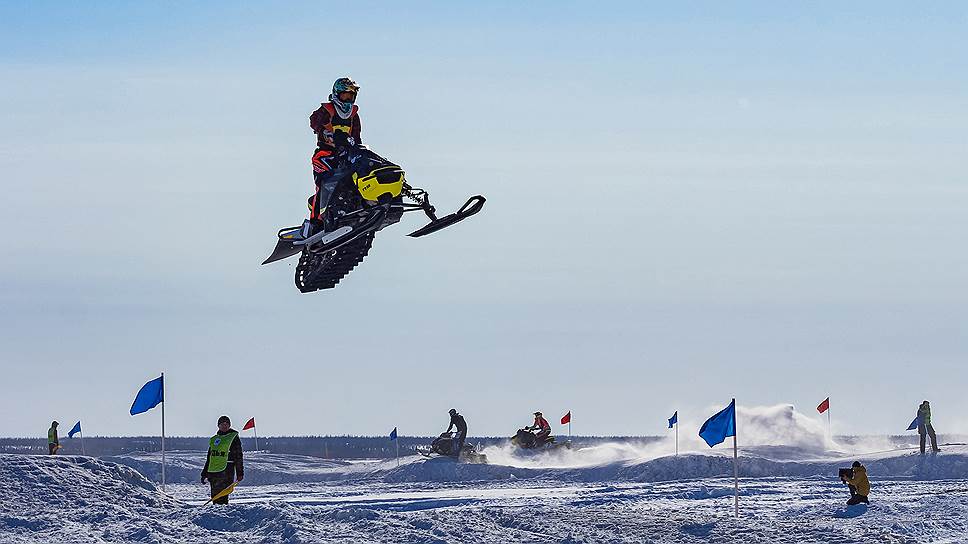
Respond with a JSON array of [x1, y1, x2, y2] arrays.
[[416, 432, 488, 464], [510, 428, 569, 451], [262, 145, 485, 292], [511, 428, 553, 449]]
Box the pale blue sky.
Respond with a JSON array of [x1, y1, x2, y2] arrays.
[[1, 2, 966, 438]]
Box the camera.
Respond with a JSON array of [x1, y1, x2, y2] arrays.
[[838, 468, 853, 480]]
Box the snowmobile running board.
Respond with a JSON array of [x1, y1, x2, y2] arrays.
[[262, 206, 388, 265], [408, 195, 486, 238]]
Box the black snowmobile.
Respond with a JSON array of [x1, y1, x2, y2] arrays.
[[263, 145, 485, 292], [511, 428, 569, 450], [416, 432, 488, 464]]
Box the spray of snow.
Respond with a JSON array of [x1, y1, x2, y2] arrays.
[[482, 404, 914, 469]]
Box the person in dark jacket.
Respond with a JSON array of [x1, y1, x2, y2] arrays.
[[307, 77, 362, 231], [841, 461, 870, 505], [201, 415, 244, 504], [917, 400, 940, 454], [47, 421, 59, 455], [446, 408, 467, 457]]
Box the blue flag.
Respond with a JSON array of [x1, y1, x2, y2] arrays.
[[389, 427, 398, 441], [68, 421, 82, 438], [906, 415, 921, 431], [130, 375, 164, 415], [699, 399, 736, 448], [668, 411, 678, 429]]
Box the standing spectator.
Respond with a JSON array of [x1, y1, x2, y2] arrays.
[[918, 400, 941, 454], [47, 421, 59, 455], [200, 416, 244, 504]]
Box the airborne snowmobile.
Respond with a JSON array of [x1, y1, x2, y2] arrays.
[[416, 432, 488, 464], [263, 145, 485, 292]]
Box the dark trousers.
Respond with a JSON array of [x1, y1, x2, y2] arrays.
[[919, 424, 939, 453], [48, 444, 57, 455], [309, 149, 342, 223], [208, 472, 234, 505], [454, 431, 466, 457], [847, 493, 869, 505]]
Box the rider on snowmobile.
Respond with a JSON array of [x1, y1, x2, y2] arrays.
[[446, 408, 467, 457], [527, 411, 552, 446], [307, 77, 362, 232]]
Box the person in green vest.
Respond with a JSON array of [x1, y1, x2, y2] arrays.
[[200, 415, 244, 504], [47, 421, 59, 455], [917, 400, 940, 454]]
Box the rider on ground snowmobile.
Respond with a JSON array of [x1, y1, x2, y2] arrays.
[[527, 411, 552, 447], [446, 408, 468, 457], [308, 77, 362, 232]]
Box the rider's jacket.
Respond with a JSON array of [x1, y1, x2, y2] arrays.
[[533, 416, 551, 431], [310, 102, 362, 152]]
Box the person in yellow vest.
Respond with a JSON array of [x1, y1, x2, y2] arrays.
[[200, 415, 244, 504], [47, 421, 59, 455]]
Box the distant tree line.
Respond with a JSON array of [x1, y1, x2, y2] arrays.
[[1, 434, 943, 458], [0, 435, 665, 458]]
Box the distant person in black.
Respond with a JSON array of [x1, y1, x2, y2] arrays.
[[201, 415, 244, 504], [446, 408, 467, 457]]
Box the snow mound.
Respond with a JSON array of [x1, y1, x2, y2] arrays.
[[0, 454, 313, 543], [382, 455, 529, 483], [113, 445, 968, 488], [559, 446, 968, 483], [384, 446, 968, 484], [0, 454, 169, 542]]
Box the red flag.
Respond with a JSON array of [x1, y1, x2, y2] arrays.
[[242, 417, 256, 430], [560, 411, 571, 425], [817, 398, 829, 414]]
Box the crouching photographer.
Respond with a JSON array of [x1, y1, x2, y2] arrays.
[[839, 461, 870, 505]]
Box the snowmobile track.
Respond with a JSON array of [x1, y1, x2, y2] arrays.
[[295, 232, 375, 292]]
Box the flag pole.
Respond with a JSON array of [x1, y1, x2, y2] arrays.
[[254, 427, 259, 452], [396, 437, 400, 467], [675, 421, 679, 457], [160, 372, 166, 493], [80, 429, 86, 456], [732, 398, 738, 517], [827, 401, 831, 447]]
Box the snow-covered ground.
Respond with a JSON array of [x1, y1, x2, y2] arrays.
[[2, 438, 968, 543]]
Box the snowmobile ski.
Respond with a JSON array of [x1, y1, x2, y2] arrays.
[[408, 195, 486, 238], [262, 206, 387, 266]]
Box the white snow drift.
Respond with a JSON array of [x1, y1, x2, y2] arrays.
[[3, 441, 968, 543]]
